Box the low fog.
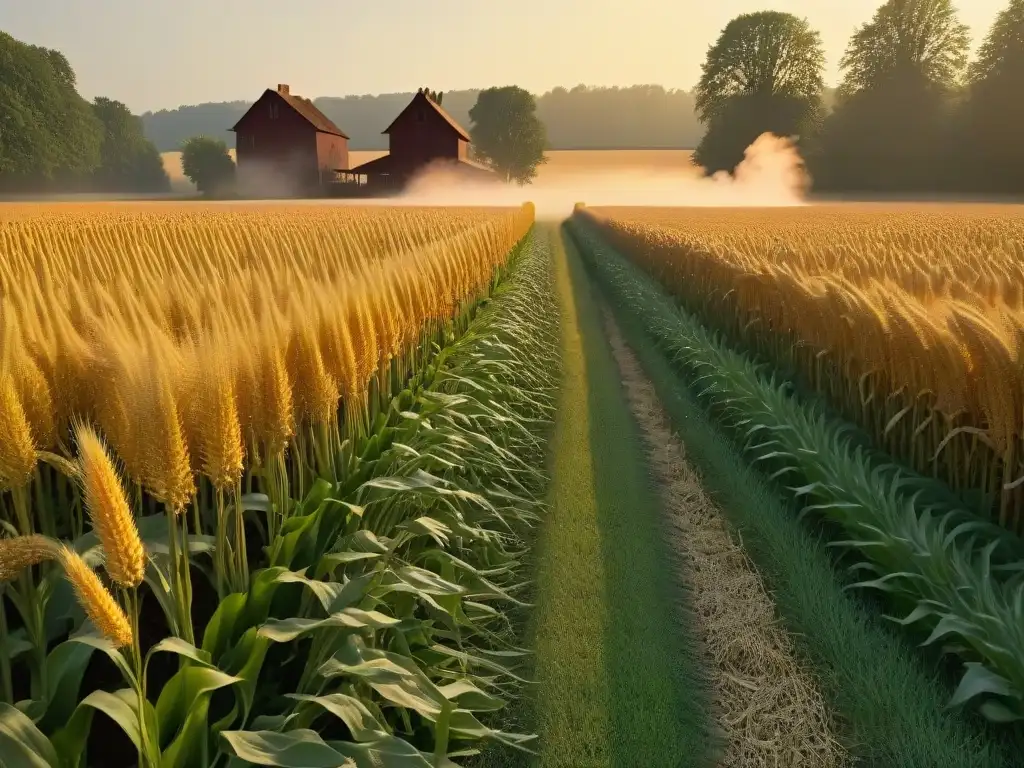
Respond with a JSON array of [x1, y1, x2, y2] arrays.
[[0, 133, 809, 213], [393, 133, 809, 218]]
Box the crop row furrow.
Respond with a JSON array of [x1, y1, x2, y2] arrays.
[[568, 216, 1021, 763]]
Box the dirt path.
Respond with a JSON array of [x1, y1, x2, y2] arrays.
[[604, 311, 846, 768]]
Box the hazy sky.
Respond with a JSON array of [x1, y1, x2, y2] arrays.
[[0, 0, 1007, 114]]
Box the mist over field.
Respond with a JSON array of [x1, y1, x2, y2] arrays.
[[391, 133, 808, 218]]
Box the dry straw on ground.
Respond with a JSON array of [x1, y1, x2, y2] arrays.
[[605, 313, 845, 768]]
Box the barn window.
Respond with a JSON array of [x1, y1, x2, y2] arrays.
[[251, 135, 256, 148], [269, 101, 279, 120], [416, 110, 425, 122]]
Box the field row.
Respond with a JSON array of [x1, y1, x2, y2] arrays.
[[568, 207, 1024, 755], [3, 200, 1024, 768], [1, 205, 532, 504], [0, 204, 549, 767], [581, 205, 1024, 532]]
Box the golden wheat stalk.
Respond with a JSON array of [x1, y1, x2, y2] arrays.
[[0, 372, 38, 492], [73, 420, 146, 588], [0, 534, 58, 583], [57, 545, 133, 648], [0, 203, 532, 533]]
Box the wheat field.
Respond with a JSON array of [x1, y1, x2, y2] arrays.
[[582, 203, 1024, 530]]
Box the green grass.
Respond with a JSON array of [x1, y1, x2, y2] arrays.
[[572, 220, 1017, 768], [489, 226, 714, 768]]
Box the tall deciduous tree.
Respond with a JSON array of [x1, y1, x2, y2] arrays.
[[180, 136, 235, 196], [35, 48, 103, 184], [838, 0, 970, 99], [0, 32, 102, 191], [955, 0, 1024, 193], [809, 0, 970, 191], [92, 97, 170, 192], [693, 11, 825, 173], [469, 86, 547, 185]]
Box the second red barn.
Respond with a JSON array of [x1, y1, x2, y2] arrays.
[[346, 89, 495, 190]]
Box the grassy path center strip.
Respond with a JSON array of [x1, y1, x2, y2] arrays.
[[523, 226, 711, 767], [604, 310, 845, 768]]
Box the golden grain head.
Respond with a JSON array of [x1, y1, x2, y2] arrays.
[[0, 534, 59, 583], [57, 545, 133, 648], [0, 202, 533, 509], [588, 205, 1024, 445], [135, 367, 196, 513], [74, 420, 146, 588], [0, 372, 38, 491], [255, 337, 295, 455], [197, 356, 245, 491]]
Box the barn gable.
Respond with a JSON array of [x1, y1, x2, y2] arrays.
[[381, 90, 471, 142], [231, 85, 349, 138]]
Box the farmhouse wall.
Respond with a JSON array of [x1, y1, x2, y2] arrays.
[[316, 132, 349, 176]]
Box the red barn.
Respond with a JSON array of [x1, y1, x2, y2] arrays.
[[230, 84, 349, 196], [345, 89, 495, 190]]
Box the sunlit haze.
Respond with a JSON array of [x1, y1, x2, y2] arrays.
[[0, 0, 1006, 114], [225, 133, 808, 217]]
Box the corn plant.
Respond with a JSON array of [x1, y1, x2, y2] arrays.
[[0, 207, 553, 767], [569, 217, 1024, 724], [577, 206, 1024, 534]]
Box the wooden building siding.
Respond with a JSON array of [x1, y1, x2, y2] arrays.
[[231, 85, 350, 195], [348, 90, 489, 190]]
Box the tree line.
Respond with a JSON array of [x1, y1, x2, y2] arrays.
[[141, 86, 714, 154], [6, 0, 1024, 197], [695, 0, 1024, 195], [0, 32, 169, 194]]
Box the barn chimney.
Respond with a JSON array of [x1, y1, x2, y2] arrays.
[[277, 84, 290, 95]]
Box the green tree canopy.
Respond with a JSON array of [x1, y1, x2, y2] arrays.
[[955, 0, 1024, 192], [695, 12, 825, 123], [968, 0, 1024, 84], [91, 97, 170, 192], [180, 136, 235, 195], [0, 32, 102, 191], [693, 12, 825, 173], [837, 0, 970, 98], [808, 0, 970, 192], [468, 86, 547, 185]]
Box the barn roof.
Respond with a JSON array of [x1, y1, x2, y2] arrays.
[[346, 154, 495, 176], [381, 91, 471, 142], [231, 85, 349, 138], [347, 154, 395, 174]]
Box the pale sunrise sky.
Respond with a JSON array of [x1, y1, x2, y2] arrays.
[[0, 0, 1008, 114]]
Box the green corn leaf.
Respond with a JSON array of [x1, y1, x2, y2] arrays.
[[202, 592, 248, 660], [67, 633, 135, 688], [155, 665, 241, 749], [221, 729, 355, 767], [259, 608, 401, 643], [53, 689, 159, 765], [36, 641, 95, 733], [286, 693, 390, 742], [330, 735, 436, 767], [978, 699, 1024, 723], [947, 662, 1015, 710], [0, 703, 57, 768]]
